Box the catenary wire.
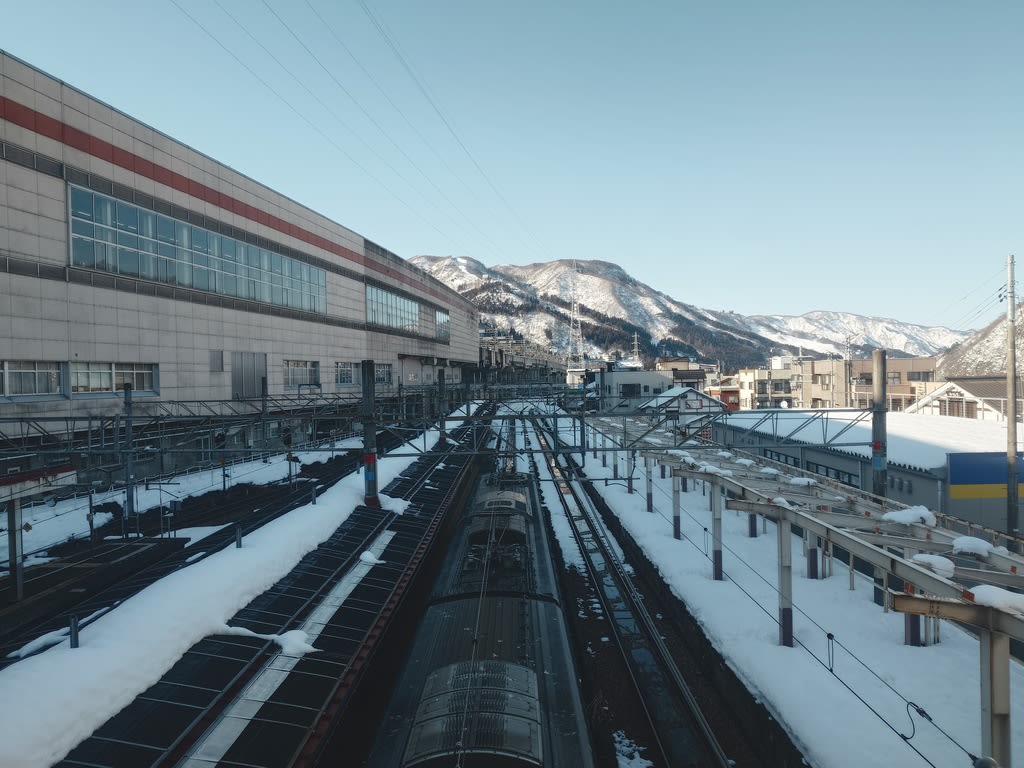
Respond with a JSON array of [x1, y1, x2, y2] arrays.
[[304, 0, 514, 264], [356, 0, 556, 264], [168, 0, 466, 248], [256, 1, 486, 257], [628, 462, 980, 763]]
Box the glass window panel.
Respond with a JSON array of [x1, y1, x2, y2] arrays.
[[71, 219, 94, 238], [209, 233, 221, 257], [94, 196, 115, 226], [175, 221, 190, 249], [191, 227, 208, 254], [158, 242, 175, 259], [221, 238, 236, 261], [247, 245, 261, 267], [70, 187, 93, 221], [157, 215, 176, 243], [117, 231, 138, 249], [177, 260, 192, 287], [261, 249, 271, 271], [95, 243, 114, 272], [116, 201, 138, 233], [118, 247, 140, 277], [271, 253, 283, 275], [71, 237, 95, 268], [193, 268, 210, 291], [10, 372, 33, 394], [258, 282, 271, 302], [192, 252, 208, 268], [139, 252, 156, 280], [96, 226, 117, 244], [140, 238, 158, 255], [138, 210, 156, 239], [157, 257, 172, 283]]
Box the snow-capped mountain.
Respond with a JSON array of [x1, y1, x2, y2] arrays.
[[411, 256, 971, 369], [937, 305, 1023, 377]]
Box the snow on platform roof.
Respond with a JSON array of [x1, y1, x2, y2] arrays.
[[721, 410, 1010, 471], [638, 385, 696, 409]]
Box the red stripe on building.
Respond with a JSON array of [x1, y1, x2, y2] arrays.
[[1, 95, 454, 304]]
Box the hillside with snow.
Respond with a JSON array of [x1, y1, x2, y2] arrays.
[[410, 256, 972, 369]]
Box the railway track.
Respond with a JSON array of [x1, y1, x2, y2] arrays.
[[528, 416, 738, 768], [0, 425, 440, 668], [51, 410, 494, 768], [0, 452, 360, 665]]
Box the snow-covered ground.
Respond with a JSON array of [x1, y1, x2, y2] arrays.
[[1, 413, 1022, 768], [0, 434, 431, 768], [1, 439, 363, 569]]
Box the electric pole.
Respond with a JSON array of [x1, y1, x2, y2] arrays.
[[1006, 255, 1019, 548]]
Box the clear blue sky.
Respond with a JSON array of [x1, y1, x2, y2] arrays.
[[3, 1, 1021, 329]]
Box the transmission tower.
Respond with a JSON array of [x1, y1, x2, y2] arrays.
[[567, 260, 585, 380]]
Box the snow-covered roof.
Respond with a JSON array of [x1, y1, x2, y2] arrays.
[[720, 410, 1010, 470], [638, 386, 725, 412]]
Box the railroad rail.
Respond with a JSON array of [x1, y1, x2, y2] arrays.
[[530, 416, 732, 768], [51, 409, 493, 768]]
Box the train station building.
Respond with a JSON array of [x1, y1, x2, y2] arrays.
[[0, 51, 480, 475]]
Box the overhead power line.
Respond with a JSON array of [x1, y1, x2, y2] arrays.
[[356, 0, 556, 263], [169, 0, 465, 248]]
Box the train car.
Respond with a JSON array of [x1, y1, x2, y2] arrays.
[[365, 470, 595, 767]]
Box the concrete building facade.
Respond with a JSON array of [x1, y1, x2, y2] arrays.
[[736, 355, 939, 412], [0, 52, 478, 460]]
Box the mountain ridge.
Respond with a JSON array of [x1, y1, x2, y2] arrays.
[[411, 255, 973, 369]]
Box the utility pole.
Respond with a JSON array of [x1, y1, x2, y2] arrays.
[[123, 383, 135, 540], [845, 336, 854, 408], [361, 360, 380, 507], [871, 349, 888, 499], [1006, 255, 1019, 549]]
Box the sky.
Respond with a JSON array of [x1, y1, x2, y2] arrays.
[[2, 1, 1021, 329], [1, 409, 1022, 767]]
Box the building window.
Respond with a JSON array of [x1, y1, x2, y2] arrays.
[[71, 362, 156, 393], [4, 361, 61, 396], [284, 360, 320, 388], [435, 309, 450, 342], [335, 362, 355, 385], [764, 450, 800, 468], [887, 372, 901, 386], [69, 186, 326, 313], [375, 363, 393, 386], [366, 285, 420, 333], [71, 362, 113, 393], [116, 363, 156, 392], [806, 460, 860, 488], [908, 371, 933, 382]]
